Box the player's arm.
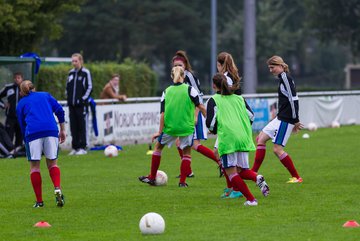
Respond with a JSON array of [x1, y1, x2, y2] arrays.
[[188, 86, 206, 117], [16, 103, 26, 138], [48, 93, 66, 142], [205, 97, 217, 134], [152, 91, 165, 142], [244, 98, 255, 124], [82, 70, 93, 102]]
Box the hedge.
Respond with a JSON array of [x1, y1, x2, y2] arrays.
[[37, 58, 158, 100]]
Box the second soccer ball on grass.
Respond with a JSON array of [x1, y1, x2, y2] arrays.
[[104, 145, 119, 157]]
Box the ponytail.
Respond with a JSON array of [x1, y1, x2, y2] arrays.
[[20, 80, 35, 96], [267, 55, 290, 73], [171, 66, 185, 83], [213, 73, 232, 95]]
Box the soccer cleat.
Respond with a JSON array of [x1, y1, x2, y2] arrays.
[[178, 182, 188, 187], [176, 172, 195, 178], [244, 199, 258, 206], [54, 188, 65, 207], [225, 190, 243, 199], [138, 176, 156, 186], [33, 201, 44, 208], [218, 166, 224, 178], [256, 175, 270, 197], [220, 187, 233, 198], [287, 177, 303, 184]]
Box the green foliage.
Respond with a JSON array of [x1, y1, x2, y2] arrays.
[[305, 0, 360, 59], [0, 0, 85, 55], [37, 59, 157, 100], [0, 126, 360, 240]]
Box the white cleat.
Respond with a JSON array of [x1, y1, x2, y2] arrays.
[[256, 175, 270, 197], [244, 199, 258, 206]]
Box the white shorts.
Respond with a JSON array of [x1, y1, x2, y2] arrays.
[[194, 112, 208, 140], [262, 117, 294, 147], [158, 133, 194, 150], [26, 137, 59, 161], [221, 152, 249, 169]]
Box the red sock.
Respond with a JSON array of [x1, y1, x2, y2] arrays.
[[178, 147, 193, 174], [252, 144, 266, 172], [30, 170, 42, 202], [239, 169, 257, 182], [150, 151, 161, 179], [180, 155, 191, 183], [196, 145, 219, 165], [49, 165, 61, 188], [279, 153, 300, 178], [222, 167, 233, 189], [229, 173, 255, 201]]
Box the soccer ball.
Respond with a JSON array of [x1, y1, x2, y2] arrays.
[[104, 145, 118, 157], [155, 170, 168, 186], [331, 121, 340, 128], [307, 122, 318, 131], [139, 212, 165, 235], [302, 133, 310, 139]]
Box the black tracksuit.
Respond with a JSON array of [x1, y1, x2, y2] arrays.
[[66, 67, 93, 150], [0, 83, 23, 147]]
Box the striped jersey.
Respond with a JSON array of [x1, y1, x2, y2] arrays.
[[277, 72, 299, 124]]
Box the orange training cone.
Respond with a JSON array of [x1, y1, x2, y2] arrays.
[[343, 220, 360, 228], [34, 221, 51, 228]]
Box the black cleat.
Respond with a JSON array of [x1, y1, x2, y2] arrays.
[[219, 166, 224, 178], [138, 176, 156, 185], [54, 188, 65, 207], [33, 201, 44, 208], [178, 182, 188, 187]]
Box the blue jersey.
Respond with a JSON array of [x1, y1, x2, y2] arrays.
[[16, 92, 65, 143]]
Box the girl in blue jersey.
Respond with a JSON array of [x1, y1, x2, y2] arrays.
[[16, 80, 66, 208], [251, 56, 303, 183]]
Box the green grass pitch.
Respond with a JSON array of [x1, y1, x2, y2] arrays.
[[0, 126, 359, 240]]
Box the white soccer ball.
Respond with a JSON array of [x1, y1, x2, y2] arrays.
[[139, 212, 165, 235], [155, 170, 168, 186], [331, 121, 340, 128], [307, 122, 318, 131], [302, 133, 310, 139], [104, 145, 118, 157]]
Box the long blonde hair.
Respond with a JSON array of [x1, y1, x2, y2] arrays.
[[267, 55, 290, 73], [20, 80, 35, 96], [171, 66, 185, 83]]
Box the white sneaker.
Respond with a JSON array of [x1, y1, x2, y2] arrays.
[[68, 149, 77, 155], [244, 199, 258, 206], [256, 175, 270, 197], [75, 149, 87, 155]]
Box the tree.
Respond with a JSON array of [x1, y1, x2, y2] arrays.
[[0, 0, 85, 56], [305, 0, 360, 60]]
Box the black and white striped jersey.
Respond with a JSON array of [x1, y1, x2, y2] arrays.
[[276, 72, 299, 124], [184, 70, 203, 102]]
